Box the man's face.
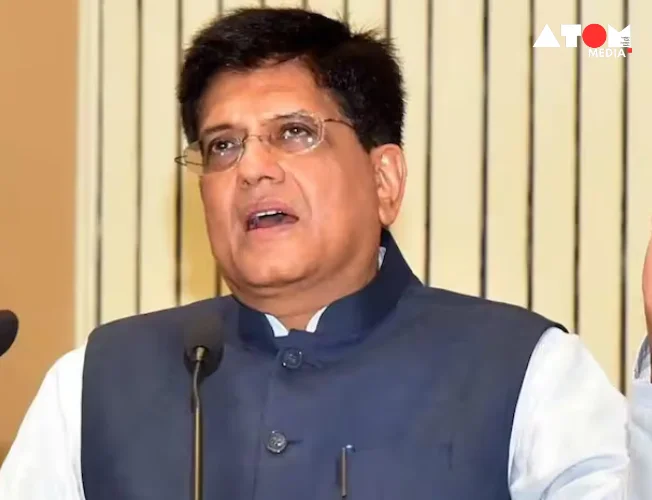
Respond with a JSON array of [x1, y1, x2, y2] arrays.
[[195, 61, 402, 299]]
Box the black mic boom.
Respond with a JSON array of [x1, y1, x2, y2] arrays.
[[0, 310, 19, 358], [183, 311, 226, 500]]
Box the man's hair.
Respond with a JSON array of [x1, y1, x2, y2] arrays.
[[177, 7, 405, 150]]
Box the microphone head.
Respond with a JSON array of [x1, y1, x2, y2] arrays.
[[0, 310, 19, 358], [183, 310, 225, 378]]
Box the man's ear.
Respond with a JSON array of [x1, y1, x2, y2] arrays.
[[370, 144, 407, 227], [643, 235, 652, 336]]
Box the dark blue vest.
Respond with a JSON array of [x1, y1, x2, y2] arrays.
[[81, 230, 563, 500]]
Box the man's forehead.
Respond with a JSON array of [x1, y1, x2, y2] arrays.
[[198, 63, 339, 129]]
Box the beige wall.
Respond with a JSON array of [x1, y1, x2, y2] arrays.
[[0, 1, 78, 461]]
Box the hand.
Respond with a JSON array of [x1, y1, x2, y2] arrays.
[[644, 234, 652, 379]]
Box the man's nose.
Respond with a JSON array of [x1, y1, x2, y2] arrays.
[[236, 137, 286, 187]]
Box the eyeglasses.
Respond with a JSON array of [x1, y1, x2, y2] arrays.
[[175, 111, 354, 176]]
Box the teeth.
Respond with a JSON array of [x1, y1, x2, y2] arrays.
[[255, 210, 284, 218], [247, 209, 291, 230]]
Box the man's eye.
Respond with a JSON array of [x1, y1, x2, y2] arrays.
[[280, 124, 314, 140], [208, 140, 237, 155]]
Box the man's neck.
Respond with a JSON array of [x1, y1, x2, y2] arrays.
[[235, 255, 379, 331]]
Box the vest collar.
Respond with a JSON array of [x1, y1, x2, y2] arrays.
[[233, 228, 421, 356]]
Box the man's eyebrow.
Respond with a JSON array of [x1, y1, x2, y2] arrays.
[[199, 122, 234, 140], [270, 109, 312, 119], [198, 110, 314, 139]]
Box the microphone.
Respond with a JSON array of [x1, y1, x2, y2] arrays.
[[183, 312, 225, 500], [0, 310, 19, 358]]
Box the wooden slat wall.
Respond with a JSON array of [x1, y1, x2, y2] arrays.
[[390, 0, 428, 281], [307, 0, 343, 19], [577, 0, 625, 392], [347, 0, 386, 34], [140, 0, 179, 313], [485, 0, 531, 308], [429, 0, 485, 296], [76, 0, 651, 392], [180, 0, 220, 305], [99, 1, 139, 324], [263, 0, 301, 7], [531, 0, 577, 348]]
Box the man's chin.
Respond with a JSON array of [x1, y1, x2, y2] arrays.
[[228, 242, 318, 293], [236, 262, 310, 293]]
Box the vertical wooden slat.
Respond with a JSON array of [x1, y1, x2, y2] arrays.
[[484, 0, 530, 307], [100, 1, 139, 323], [429, 0, 484, 294], [180, 0, 219, 305], [347, 0, 386, 34], [626, 1, 652, 393], [75, 0, 101, 342], [183, 0, 218, 32], [306, 0, 344, 19], [531, 4, 578, 336], [139, 0, 179, 313], [578, 0, 625, 387], [222, 0, 263, 15], [263, 0, 302, 6], [390, 0, 428, 281]]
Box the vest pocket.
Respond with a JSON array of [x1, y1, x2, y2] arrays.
[[343, 441, 452, 499]]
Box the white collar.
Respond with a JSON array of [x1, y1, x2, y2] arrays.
[[265, 246, 387, 336]]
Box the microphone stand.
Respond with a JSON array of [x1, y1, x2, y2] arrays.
[[191, 346, 208, 500]]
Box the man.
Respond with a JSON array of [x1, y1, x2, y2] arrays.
[[1, 7, 652, 499]]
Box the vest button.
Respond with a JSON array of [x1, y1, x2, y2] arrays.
[[266, 430, 288, 454], [281, 348, 303, 369]]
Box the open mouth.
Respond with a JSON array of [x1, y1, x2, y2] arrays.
[[246, 209, 299, 231]]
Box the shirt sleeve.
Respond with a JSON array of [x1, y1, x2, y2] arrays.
[[0, 345, 86, 500], [508, 327, 630, 500], [627, 340, 652, 500]]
